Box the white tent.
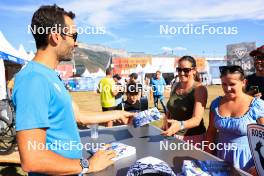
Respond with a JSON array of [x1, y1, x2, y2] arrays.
[[18, 44, 32, 61], [0, 59, 7, 100], [28, 50, 35, 60], [143, 62, 155, 73], [135, 64, 143, 73], [96, 68, 106, 77], [81, 68, 91, 77], [90, 68, 105, 77], [152, 57, 175, 73], [0, 31, 21, 58], [18, 44, 34, 61]]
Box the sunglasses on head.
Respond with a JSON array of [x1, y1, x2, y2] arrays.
[[61, 32, 78, 42], [176, 67, 193, 74], [219, 65, 244, 76]]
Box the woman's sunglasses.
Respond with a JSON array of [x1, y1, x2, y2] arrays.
[[61, 32, 78, 42], [176, 67, 193, 74], [219, 65, 244, 76]]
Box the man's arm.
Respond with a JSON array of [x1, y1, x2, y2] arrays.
[[17, 129, 82, 174], [72, 101, 134, 125], [17, 129, 116, 174]]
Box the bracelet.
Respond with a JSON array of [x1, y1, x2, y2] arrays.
[[179, 121, 185, 130]]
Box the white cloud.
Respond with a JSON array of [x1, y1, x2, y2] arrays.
[[174, 47, 187, 51], [162, 46, 187, 52], [2, 0, 264, 49], [3, 0, 263, 26], [61, 0, 264, 26], [161, 46, 173, 52]]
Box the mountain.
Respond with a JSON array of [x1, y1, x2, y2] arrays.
[[72, 43, 129, 74]]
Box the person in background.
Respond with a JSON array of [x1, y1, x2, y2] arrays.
[[129, 72, 143, 99], [162, 56, 207, 145], [13, 5, 133, 175], [113, 74, 124, 110], [124, 82, 141, 112], [246, 45, 264, 100], [150, 71, 167, 113], [143, 76, 152, 101], [7, 77, 15, 97], [97, 67, 118, 127], [205, 65, 264, 173]]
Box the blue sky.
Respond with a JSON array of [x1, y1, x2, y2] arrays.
[[0, 0, 264, 55]]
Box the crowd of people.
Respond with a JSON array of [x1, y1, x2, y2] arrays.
[[8, 4, 264, 176]]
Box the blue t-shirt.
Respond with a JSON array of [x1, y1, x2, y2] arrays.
[[13, 61, 82, 162], [150, 77, 166, 96]]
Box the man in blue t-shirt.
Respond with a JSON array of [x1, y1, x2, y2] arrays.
[[13, 5, 132, 175], [150, 71, 167, 113]]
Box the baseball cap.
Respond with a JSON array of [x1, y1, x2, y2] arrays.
[[249, 45, 264, 59], [126, 156, 176, 176]]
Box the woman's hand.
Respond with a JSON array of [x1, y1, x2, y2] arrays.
[[247, 166, 258, 176], [161, 119, 181, 136], [161, 113, 169, 131]]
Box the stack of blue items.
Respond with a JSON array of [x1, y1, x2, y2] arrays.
[[133, 107, 161, 128]]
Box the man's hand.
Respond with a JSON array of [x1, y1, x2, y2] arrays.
[[161, 119, 180, 136], [119, 111, 134, 125], [88, 150, 116, 173]]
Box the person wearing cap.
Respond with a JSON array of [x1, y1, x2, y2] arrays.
[[246, 45, 264, 100]]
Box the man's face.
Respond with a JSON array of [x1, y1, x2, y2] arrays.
[[156, 72, 161, 79], [58, 15, 77, 62], [127, 93, 138, 104], [254, 58, 264, 72]]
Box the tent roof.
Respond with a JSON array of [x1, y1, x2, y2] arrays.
[[0, 31, 21, 58]]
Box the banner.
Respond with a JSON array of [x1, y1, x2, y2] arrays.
[[247, 124, 264, 176], [226, 42, 256, 75]]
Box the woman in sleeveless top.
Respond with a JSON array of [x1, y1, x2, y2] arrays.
[[162, 56, 208, 144], [205, 65, 264, 173]]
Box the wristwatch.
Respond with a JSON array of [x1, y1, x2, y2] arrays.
[[80, 158, 89, 174], [179, 121, 185, 130]]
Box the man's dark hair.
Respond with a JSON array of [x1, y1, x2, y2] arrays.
[[31, 4, 75, 49], [106, 68, 112, 75], [113, 74, 121, 80], [129, 73, 138, 80], [126, 82, 139, 96]]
